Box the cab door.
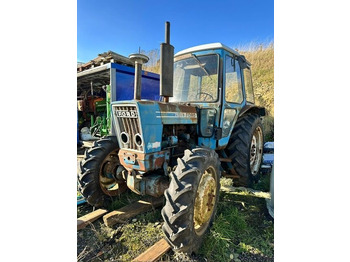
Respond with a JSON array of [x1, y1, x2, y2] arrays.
[[217, 54, 244, 148]]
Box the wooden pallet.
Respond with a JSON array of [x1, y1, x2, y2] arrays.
[[103, 197, 164, 227], [132, 238, 171, 262]]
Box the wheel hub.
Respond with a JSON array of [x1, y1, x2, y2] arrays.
[[250, 126, 263, 175], [194, 167, 217, 234], [99, 152, 127, 196]]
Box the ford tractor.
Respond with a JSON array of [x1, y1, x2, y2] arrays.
[[78, 22, 265, 254]]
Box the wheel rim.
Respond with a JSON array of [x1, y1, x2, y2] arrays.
[[250, 126, 263, 175], [99, 151, 127, 196], [193, 166, 217, 235]]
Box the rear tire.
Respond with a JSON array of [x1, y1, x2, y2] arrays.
[[78, 136, 127, 208], [225, 114, 264, 187], [161, 148, 221, 254]]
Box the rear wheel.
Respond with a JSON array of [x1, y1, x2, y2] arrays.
[[78, 136, 127, 208], [225, 114, 264, 187], [161, 148, 221, 254]]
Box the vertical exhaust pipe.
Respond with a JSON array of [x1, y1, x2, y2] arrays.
[[160, 21, 174, 103], [129, 53, 149, 100]]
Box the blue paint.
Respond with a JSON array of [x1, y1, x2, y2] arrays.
[[111, 63, 160, 101], [137, 102, 163, 153], [188, 48, 248, 149], [77, 196, 86, 206], [111, 45, 264, 177], [112, 100, 197, 154]]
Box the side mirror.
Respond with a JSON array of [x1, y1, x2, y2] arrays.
[[237, 56, 248, 69]]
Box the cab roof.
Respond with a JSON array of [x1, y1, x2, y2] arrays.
[[175, 43, 242, 57]]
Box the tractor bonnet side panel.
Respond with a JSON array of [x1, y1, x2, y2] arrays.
[[157, 103, 197, 125]]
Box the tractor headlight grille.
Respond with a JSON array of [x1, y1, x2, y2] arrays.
[[114, 105, 143, 151]]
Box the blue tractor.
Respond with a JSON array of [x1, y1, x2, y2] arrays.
[[78, 22, 265, 254]]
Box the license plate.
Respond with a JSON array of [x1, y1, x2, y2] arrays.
[[115, 110, 138, 118]]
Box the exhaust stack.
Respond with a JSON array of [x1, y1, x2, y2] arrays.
[[160, 21, 174, 102], [129, 53, 149, 100]]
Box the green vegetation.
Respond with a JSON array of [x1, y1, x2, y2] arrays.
[[239, 43, 274, 141], [78, 176, 273, 261], [198, 177, 273, 261]]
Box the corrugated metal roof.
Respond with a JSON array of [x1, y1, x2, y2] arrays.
[[77, 51, 134, 72]]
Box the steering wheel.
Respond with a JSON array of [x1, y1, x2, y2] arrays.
[[199, 92, 214, 101]]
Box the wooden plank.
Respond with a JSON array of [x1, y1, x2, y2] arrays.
[[103, 197, 164, 227], [223, 174, 240, 179], [77, 209, 108, 231], [132, 238, 171, 262], [219, 158, 232, 163]]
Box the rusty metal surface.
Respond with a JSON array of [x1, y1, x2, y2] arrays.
[[126, 171, 142, 195], [194, 166, 218, 235], [118, 149, 169, 172], [126, 172, 169, 197], [98, 151, 128, 196], [144, 175, 169, 197], [157, 102, 197, 125]]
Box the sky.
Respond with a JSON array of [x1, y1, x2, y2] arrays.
[[77, 0, 274, 63]]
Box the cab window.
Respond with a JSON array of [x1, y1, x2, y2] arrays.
[[243, 68, 254, 103], [225, 56, 243, 104]]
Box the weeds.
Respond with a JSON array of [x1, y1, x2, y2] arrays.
[[78, 177, 273, 261], [198, 187, 274, 261], [108, 190, 143, 211]]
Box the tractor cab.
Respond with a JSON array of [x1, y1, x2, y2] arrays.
[[170, 43, 257, 149]]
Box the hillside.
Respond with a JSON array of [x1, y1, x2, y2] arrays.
[[239, 43, 274, 117], [240, 43, 274, 140]]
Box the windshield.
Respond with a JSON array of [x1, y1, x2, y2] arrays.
[[170, 54, 219, 103]]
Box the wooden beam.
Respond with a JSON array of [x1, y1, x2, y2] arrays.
[[132, 238, 171, 262], [77, 209, 108, 231], [103, 197, 164, 227], [219, 158, 232, 163], [223, 174, 240, 179]]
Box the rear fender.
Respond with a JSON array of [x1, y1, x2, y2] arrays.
[[238, 104, 266, 117]]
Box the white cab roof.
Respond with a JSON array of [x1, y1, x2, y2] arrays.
[[175, 43, 242, 57]]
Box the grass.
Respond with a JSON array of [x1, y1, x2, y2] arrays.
[[77, 174, 273, 261], [198, 178, 274, 261]]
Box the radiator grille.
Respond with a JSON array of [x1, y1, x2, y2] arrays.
[[114, 105, 143, 151]]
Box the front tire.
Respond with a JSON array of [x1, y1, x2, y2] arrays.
[[161, 148, 221, 254], [78, 136, 127, 208]]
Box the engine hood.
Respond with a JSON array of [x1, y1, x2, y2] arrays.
[[111, 100, 197, 154]]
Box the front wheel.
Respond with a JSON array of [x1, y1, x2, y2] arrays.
[[161, 148, 221, 254], [78, 136, 127, 208]]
